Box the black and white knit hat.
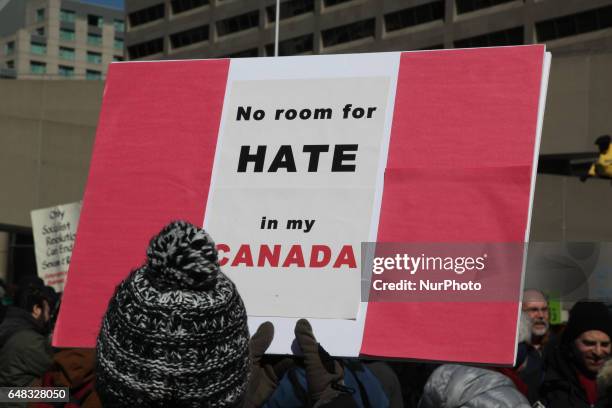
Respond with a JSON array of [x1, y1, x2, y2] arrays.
[[96, 221, 250, 407]]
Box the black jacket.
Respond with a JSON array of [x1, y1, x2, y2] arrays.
[[539, 344, 608, 408], [0, 306, 52, 388], [519, 333, 558, 403]]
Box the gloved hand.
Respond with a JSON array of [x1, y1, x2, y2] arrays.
[[294, 319, 349, 406], [244, 321, 278, 408]]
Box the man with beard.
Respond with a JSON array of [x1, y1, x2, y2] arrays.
[[539, 301, 612, 407], [519, 289, 554, 401], [0, 284, 53, 390], [523, 289, 553, 349]]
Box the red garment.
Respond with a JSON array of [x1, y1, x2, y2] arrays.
[[495, 367, 529, 397], [28, 349, 101, 408], [577, 370, 598, 405]]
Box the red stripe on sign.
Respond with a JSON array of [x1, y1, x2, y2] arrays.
[[361, 46, 545, 363], [53, 59, 230, 348]]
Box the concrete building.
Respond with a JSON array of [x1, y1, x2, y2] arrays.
[[0, 79, 102, 283], [124, 0, 612, 60], [0, 0, 125, 79]]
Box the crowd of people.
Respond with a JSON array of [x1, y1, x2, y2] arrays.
[[0, 220, 611, 407]]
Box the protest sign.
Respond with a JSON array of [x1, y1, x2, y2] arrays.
[[205, 56, 399, 319], [31, 202, 81, 292], [54, 46, 550, 365]]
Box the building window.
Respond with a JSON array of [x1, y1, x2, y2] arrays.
[[58, 65, 74, 77], [129, 3, 165, 27], [60, 9, 75, 23], [114, 19, 125, 32], [128, 38, 164, 59], [36, 8, 45, 23], [35, 27, 45, 36], [88, 14, 103, 27], [30, 61, 46, 74], [114, 38, 124, 50], [266, 0, 314, 22], [456, 0, 515, 14], [86, 70, 102, 80], [5, 41, 15, 55], [266, 33, 313, 56], [87, 51, 102, 64], [6, 60, 14, 69], [113, 55, 124, 61], [170, 25, 208, 49], [223, 48, 259, 58], [60, 28, 75, 41], [216, 11, 259, 37], [171, 0, 208, 14], [385, 1, 444, 32], [323, 0, 352, 8], [322, 18, 375, 47], [30, 42, 46, 55], [536, 5, 612, 42], [87, 33, 102, 46], [454, 26, 523, 48], [59, 47, 75, 60]]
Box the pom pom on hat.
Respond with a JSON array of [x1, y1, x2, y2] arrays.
[[146, 220, 220, 290]]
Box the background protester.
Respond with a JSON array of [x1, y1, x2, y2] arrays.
[[520, 289, 556, 402], [417, 364, 531, 408], [30, 349, 102, 408], [0, 284, 53, 391], [539, 301, 612, 407], [95, 221, 251, 407], [522, 289, 553, 351]]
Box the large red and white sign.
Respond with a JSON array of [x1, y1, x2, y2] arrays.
[[54, 46, 550, 365]]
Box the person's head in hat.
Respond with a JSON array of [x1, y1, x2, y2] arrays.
[[96, 220, 250, 407], [562, 301, 612, 376]]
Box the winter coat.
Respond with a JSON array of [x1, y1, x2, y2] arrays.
[[418, 364, 531, 408], [539, 344, 609, 408], [29, 349, 102, 408], [0, 307, 52, 388]]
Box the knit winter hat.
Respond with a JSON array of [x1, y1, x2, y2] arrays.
[[96, 221, 250, 408], [562, 301, 612, 345]]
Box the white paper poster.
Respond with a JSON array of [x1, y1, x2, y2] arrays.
[[205, 55, 399, 320], [31, 202, 81, 292]]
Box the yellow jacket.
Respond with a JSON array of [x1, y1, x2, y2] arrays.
[[588, 147, 612, 177]]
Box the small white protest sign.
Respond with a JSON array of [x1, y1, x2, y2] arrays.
[[31, 202, 81, 292]]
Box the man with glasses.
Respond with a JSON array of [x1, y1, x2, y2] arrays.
[[519, 289, 556, 402], [523, 289, 552, 350]]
